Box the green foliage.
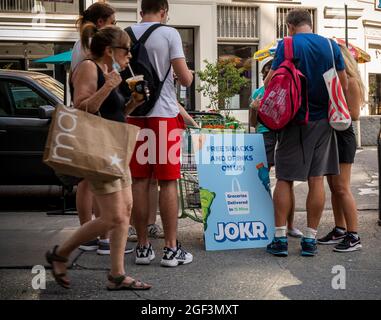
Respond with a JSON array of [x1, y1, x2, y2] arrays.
[[196, 59, 249, 110]]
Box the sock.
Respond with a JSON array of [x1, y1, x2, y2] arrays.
[[99, 239, 110, 244], [334, 226, 346, 234], [305, 227, 318, 239], [275, 226, 287, 238], [348, 231, 359, 240]]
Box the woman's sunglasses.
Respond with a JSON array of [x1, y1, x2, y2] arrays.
[[112, 46, 131, 55]]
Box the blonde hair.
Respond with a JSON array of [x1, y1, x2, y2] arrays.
[[338, 44, 365, 105]]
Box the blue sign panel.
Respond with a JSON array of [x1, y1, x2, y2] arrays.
[[195, 133, 275, 251]]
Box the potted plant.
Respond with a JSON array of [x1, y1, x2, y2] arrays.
[[196, 59, 249, 131]]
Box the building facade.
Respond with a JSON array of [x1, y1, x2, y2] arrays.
[[1, 0, 381, 120]]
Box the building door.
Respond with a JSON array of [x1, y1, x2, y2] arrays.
[[369, 73, 381, 115], [176, 28, 195, 110]]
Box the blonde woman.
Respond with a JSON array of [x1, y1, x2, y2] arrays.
[[318, 43, 365, 252]]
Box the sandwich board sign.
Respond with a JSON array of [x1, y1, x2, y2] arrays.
[[194, 133, 275, 251]]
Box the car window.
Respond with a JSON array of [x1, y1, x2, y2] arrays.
[[33, 76, 64, 102], [8, 81, 49, 117], [0, 80, 12, 116]]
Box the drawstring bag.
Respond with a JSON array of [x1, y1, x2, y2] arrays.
[[323, 39, 351, 131]]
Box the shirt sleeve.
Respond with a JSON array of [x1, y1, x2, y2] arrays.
[[169, 28, 186, 61], [331, 40, 345, 71], [271, 40, 285, 70], [251, 87, 264, 100]]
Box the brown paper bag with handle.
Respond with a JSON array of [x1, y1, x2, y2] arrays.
[[43, 104, 140, 181]]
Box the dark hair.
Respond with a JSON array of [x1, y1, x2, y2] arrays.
[[141, 0, 169, 14], [76, 2, 115, 31], [261, 60, 273, 73], [286, 9, 312, 28], [81, 24, 129, 59]]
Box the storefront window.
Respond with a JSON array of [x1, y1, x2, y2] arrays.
[[369, 73, 381, 115], [218, 44, 257, 109], [176, 28, 195, 110]]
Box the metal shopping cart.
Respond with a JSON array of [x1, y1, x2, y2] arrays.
[[178, 112, 225, 223]]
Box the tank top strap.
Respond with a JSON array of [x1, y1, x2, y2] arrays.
[[83, 59, 104, 89]]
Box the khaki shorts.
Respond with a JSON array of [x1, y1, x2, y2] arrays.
[[88, 169, 132, 195]]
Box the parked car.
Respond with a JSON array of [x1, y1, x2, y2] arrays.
[[0, 69, 63, 185]]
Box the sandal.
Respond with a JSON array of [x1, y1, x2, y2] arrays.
[[45, 245, 70, 289], [107, 274, 152, 291]]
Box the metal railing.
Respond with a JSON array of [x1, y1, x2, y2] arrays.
[[277, 7, 316, 39], [217, 5, 259, 40], [0, 0, 79, 14], [0, 0, 34, 12]]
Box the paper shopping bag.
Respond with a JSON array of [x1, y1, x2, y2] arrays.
[[43, 104, 140, 181]]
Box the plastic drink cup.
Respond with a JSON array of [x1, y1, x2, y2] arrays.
[[126, 75, 145, 100]]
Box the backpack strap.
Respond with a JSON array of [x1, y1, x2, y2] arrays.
[[125, 26, 138, 44], [284, 36, 294, 61], [137, 23, 166, 44]]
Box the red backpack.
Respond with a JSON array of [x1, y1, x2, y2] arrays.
[[258, 37, 308, 130]]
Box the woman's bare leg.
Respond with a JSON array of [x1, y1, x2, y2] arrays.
[[330, 164, 358, 232], [52, 189, 129, 280]]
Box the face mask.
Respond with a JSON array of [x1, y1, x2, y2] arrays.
[[112, 53, 122, 73]]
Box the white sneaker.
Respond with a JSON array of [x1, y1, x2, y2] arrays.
[[288, 227, 304, 238], [160, 242, 193, 267], [135, 243, 155, 265]]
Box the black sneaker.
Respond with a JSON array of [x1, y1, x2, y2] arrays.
[[135, 243, 155, 265], [301, 237, 318, 256], [160, 242, 193, 267], [97, 241, 134, 255], [333, 233, 362, 252], [317, 228, 346, 245], [79, 239, 99, 251], [266, 237, 288, 257]]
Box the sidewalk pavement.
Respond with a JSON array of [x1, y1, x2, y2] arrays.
[[0, 210, 380, 300], [0, 147, 380, 300]]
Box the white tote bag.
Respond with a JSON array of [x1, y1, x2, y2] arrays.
[[225, 178, 250, 215], [323, 39, 351, 131]]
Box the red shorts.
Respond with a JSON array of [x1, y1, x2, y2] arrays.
[[127, 115, 185, 180]]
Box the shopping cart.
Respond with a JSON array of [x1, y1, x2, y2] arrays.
[[178, 112, 225, 223]]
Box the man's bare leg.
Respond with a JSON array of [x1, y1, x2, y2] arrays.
[[132, 178, 151, 246], [158, 180, 178, 249]]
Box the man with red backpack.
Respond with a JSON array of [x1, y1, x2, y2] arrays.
[[264, 9, 348, 257]]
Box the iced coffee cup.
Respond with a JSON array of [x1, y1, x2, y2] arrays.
[[126, 75, 145, 101]]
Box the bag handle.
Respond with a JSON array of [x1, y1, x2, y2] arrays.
[[284, 36, 294, 61], [327, 38, 336, 71], [231, 178, 242, 192]]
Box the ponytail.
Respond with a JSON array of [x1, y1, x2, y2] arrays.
[[80, 22, 98, 51]]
